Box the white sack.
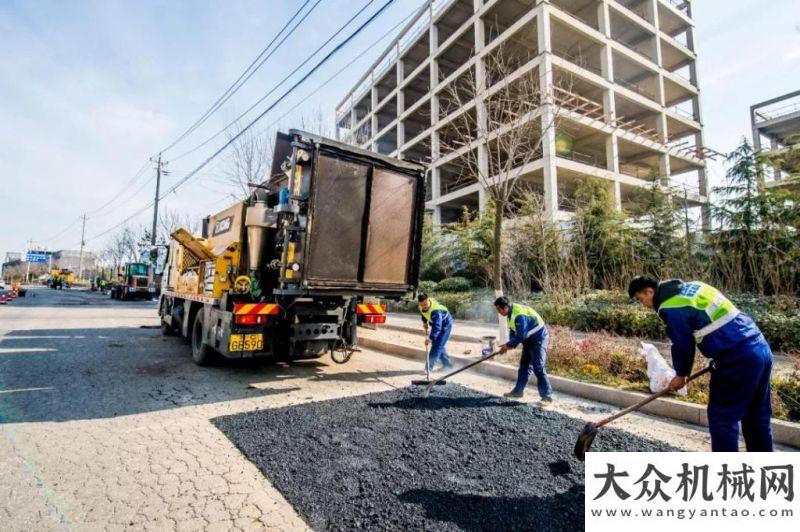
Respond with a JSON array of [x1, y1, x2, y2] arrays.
[[639, 342, 687, 396]]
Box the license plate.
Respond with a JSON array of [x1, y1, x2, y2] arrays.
[[229, 333, 264, 352]]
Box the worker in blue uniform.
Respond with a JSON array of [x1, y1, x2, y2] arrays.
[[628, 276, 773, 452], [418, 293, 454, 371], [495, 296, 553, 405]]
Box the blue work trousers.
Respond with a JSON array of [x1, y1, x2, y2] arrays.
[[428, 322, 453, 369], [707, 335, 774, 452], [514, 329, 552, 400]]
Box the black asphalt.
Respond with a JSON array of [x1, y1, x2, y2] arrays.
[[213, 384, 676, 531]]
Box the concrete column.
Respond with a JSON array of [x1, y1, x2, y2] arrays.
[[598, 0, 611, 37], [431, 167, 442, 201], [614, 180, 622, 211], [432, 205, 442, 224], [474, 0, 490, 212], [657, 112, 669, 144], [539, 6, 558, 219], [770, 137, 782, 181], [396, 46, 405, 155], [659, 152, 671, 184], [600, 44, 614, 84], [685, 27, 696, 53], [371, 86, 379, 151], [429, 13, 440, 143], [699, 168, 710, 231], [603, 89, 616, 124], [606, 134, 619, 173]]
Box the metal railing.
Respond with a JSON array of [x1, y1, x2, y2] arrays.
[[665, 0, 690, 16], [754, 100, 800, 123]]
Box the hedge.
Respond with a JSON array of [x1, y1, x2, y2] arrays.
[[389, 289, 800, 353]]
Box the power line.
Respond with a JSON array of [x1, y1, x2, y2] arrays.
[[83, 0, 400, 247], [254, 2, 424, 140], [85, 159, 151, 217], [37, 216, 84, 246], [162, 0, 396, 199], [170, 0, 379, 163], [160, 0, 320, 154]]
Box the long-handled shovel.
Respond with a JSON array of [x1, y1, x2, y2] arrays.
[[573, 365, 712, 461], [422, 350, 503, 398], [411, 324, 447, 386]]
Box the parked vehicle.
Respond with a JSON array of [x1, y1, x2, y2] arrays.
[[110, 263, 155, 300], [159, 130, 424, 365]]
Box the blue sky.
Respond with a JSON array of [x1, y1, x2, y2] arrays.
[[1, 0, 799, 260]]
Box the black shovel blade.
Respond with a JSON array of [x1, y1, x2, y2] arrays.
[[574, 422, 599, 461]]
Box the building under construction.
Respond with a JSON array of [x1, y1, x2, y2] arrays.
[[336, 0, 710, 223], [751, 89, 800, 188]]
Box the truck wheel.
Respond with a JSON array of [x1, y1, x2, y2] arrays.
[[191, 312, 215, 366]]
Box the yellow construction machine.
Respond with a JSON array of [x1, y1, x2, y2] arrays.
[[159, 130, 425, 365]]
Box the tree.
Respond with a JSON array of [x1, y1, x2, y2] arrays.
[[223, 121, 272, 200], [628, 173, 684, 278], [505, 190, 565, 294], [570, 178, 635, 290], [709, 138, 800, 294], [435, 43, 569, 338]]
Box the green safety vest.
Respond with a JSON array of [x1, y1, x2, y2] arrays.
[[658, 281, 739, 343], [419, 298, 449, 323], [508, 303, 544, 338]]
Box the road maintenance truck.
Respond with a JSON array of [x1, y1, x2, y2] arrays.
[[110, 262, 156, 300], [159, 130, 425, 365], [49, 269, 74, 289]]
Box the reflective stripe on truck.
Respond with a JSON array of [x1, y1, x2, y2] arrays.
[[356, 304, 385, 315], [233, 303, 281, 315]]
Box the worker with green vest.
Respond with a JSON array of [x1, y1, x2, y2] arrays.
[[418, 293, 454, 371], [495, 296, 553, 404], [628, 276, 773, 452]]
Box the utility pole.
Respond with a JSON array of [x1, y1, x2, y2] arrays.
[[78, 213, 87, 280], [24, 239, 33, 283], [149, 153, 168, 269], [150, 153, 168, 245]]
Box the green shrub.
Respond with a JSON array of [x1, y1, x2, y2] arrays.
[[435, 276, 473, 292], [750, 312, 800, 353], [389, 287, 800, 354], [417, 280, 437, 294], [773, 374, 800, 422]]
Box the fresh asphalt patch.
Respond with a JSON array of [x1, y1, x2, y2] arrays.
[[212, 385, 676, 531]]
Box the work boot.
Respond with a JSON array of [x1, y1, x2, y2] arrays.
[[504, 390, 524, 399], [538, 397, 554, 408]]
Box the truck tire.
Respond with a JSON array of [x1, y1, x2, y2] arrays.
[[191, 312, 216, 366]]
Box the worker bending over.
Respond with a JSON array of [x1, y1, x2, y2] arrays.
[[418, 293, 454, 372], [628, 276, 773, 452], [495, 297, 553, 405]]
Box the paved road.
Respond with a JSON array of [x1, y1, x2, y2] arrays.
[[0, 287, 719, 531]]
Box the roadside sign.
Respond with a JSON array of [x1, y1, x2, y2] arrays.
[[26, 252, 49, 263]]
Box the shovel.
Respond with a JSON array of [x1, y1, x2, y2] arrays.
[[573, 365, 712, 461], [422, 350, 503, 398], [411, 323, 447, 386]]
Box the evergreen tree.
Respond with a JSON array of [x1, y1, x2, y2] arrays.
[[628, 173, 684, 278]]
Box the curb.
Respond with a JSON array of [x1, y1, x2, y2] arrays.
[[359, 336, 800, 449], [383, 323, 479, 344]]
